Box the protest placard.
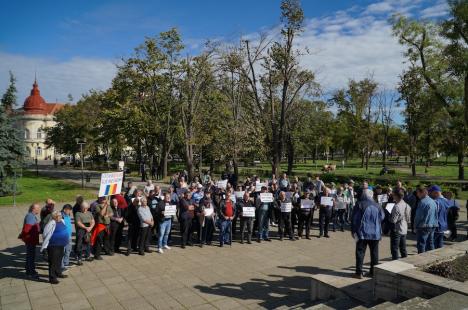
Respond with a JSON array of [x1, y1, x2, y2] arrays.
[[242, 207, 256, 217], [255, 182, 266, 192], [301, 199, 314, 209], [234, 191, 245, 199], [230, 195, 236, 203], [385, 203, 395, 214], [176, 188, 188, 196], [320, 196, 334, 206], [164, 205, 177, 216], [217, 179, 228, 189], [378, 194, 388, 204], [280, 202, 292, 212], [204, 208, 214, 217], [98, 172, 123, 197], [260, 192, 273, 203]]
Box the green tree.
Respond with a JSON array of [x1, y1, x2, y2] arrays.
[[1, 71, 17, 112]]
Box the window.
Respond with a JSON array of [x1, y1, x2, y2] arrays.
[[37, 129, 42, 139], [36, 147, 42, 156], [24, 129, 30, 139]]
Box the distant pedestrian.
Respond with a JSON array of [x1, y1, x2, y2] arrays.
[[389, 189, 411, 260], [428, 185, 449, 249]]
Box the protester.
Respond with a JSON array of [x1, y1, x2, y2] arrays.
[[125, 196, 141, 256], [256, 186, 272, 242], [200, 195, 215, 246], [351, 189, 385, 279], [414, 186, 438, 253], [389, 189, 411, 260], [428, 185, 450, 249], [297, 191, 313, 239], [20, 203, 41, 279], [60, 204, 73, 271], [156, 193, 173, 253], [41, 211, 69, 284], [219, 190, 234, 247], [75, 202, 95, 265], [237, 192, 254, 244], [179, 191, 195, 248], [334, 187, 347, 232], [276, 191, 294, 241], [72, 195, 84, 217], [40, 198, 55, 232], [137, 197, 153, 255], [444, 191, 459, 241], [109, 198, 125, 254], [318, 188, 334, 238], [91, 197, 113, 259]]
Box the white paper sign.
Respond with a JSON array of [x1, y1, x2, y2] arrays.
[[378, 194, 388, 204], [98, 172, 123, 197], [204, 208, 214, 217], [118, 161, 125, 171], [164, 205, 177, 216], [260, 193, 273, 203], [234, 191, 245, 199], [230, 195, 236, 203], [301, 199, 314, 209], [217, 179, 228, 189], [242, 207, 256, 217], [385, 203, 395, 214], [281, 202, 292, 213], [320, 196, 334, 206], [255, 182, 266, 192]]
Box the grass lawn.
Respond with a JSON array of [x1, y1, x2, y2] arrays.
[[0, 172, 96, 206]]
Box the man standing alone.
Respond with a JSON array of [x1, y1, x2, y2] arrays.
[[351, 189, 385, 279]]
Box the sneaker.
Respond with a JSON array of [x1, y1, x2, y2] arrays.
[[50, 278, 59, 284], [352, 273, 363, 279], [77, 260, 83, 266], [58, 274, 68, 279], [163, 245, 171, 250], [158, 248, 164, 254]]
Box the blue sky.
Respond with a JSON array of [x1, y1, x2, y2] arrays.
[[0, 0, 448, 106]]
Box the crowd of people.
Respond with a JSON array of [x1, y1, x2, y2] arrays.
[[19, 171, 463, 284]]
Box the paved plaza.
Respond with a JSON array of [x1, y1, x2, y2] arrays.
[[0, 204, 466, 310]]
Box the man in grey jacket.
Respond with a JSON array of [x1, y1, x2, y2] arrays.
[[389, 188, 411, 260]]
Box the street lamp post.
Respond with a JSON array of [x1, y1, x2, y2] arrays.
[[75, 138, 87, 188], [35, 143, 39, 176]]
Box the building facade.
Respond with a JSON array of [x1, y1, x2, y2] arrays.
[[13, 80, 64, 160]]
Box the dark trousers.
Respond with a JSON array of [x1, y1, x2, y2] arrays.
[[232, 215, 238, 236], [201, 217, 214, 244], [127, 224, 139, 251], [182, 217, 193, 246], [47, 246, 64, 281], [25, 244, 36, 275], [334, 209, 346, 230], [278, 212, 293, 239], [291, 208, 299, 235], [297, 211, 312, 238], [109, 221, 124, 252], [319, 210, 331, 236], [355, 239, 379, 275], [75, 228, 90, 259], [390, 231, 407, 260], [240, 217, 253, 242], [94, 229, 110, 258], [138, 226, 151, 253]]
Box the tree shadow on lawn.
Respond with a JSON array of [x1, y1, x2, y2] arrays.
[[194, 265, 360, 309]]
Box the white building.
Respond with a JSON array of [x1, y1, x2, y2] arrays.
[[13, 79, 64, 160]]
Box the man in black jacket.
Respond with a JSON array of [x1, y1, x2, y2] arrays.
[[236, 192, 255, 244], [179, 191, 195, 248], [125, 197, 141, 256], [276, 191, 294, 241]]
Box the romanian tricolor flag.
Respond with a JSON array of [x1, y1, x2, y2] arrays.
[[104, 183, 118, 196]]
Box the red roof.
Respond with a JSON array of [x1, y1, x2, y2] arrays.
[[23, 80, 64, 115]]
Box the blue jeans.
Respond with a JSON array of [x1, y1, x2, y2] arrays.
[[220, 220, 231, 245], [62, 238, 72, 269], [416, 227, 435, 253], [158, 219, 172, 248], [434, 232, 444, 249], [25, 244, 37, 275], [258, 209, 269, 240]]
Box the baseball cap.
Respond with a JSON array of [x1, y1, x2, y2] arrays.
[[428, 185, 442, 192]]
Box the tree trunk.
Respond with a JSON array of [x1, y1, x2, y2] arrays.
[[287, 134, 294, 175], [458, 142, 465, 180], [185, 141, 194, 182]]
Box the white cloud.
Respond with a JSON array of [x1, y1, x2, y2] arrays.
[[365, 1, 394, 14], [0, 53, 117, 106], [420, 1, 449, 18]]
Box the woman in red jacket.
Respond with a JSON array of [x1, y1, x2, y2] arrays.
[[20, 203, 41, 279]]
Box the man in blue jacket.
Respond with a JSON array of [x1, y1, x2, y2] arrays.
[[428, 185, 449, 249], [351, 189, 385, 279], [414, 186, 438, 253]]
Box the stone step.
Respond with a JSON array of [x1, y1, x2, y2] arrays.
[[370, 301, 395, 309], [384, 297, 426, 309], [406, 292, 468, 309], [307, 297, 361, 309], [349, 306, 367, 310]]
